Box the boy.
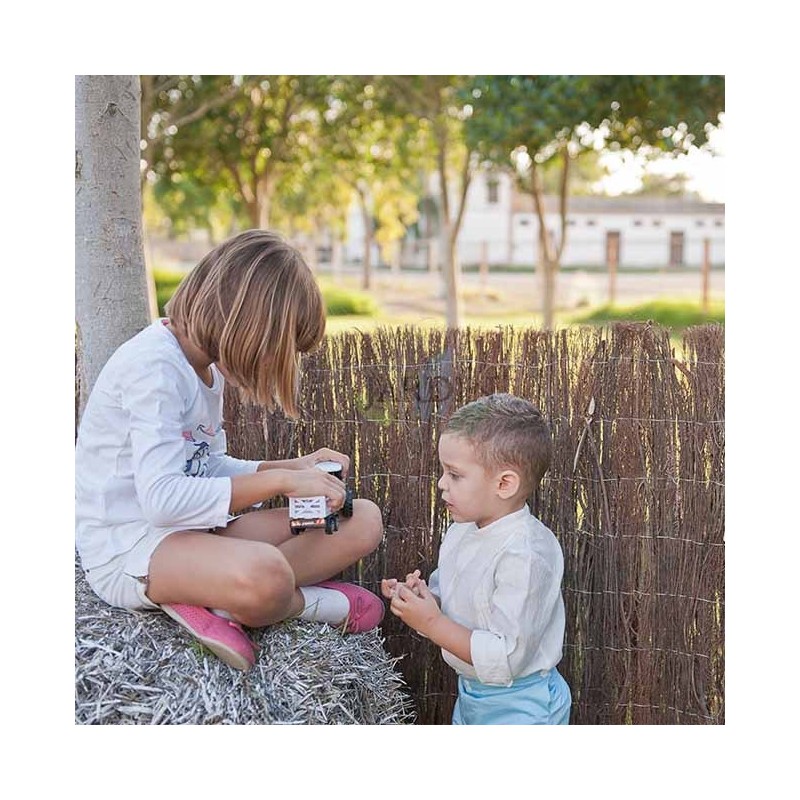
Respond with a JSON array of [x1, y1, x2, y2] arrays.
[[381, 393, 571, 724]]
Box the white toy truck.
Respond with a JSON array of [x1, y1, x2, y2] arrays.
[[288, 460, 354, 535]]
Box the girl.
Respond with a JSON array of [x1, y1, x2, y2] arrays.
[[75, 230, 385, 671]]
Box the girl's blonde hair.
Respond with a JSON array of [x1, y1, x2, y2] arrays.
[[165, 229, 325, 418]]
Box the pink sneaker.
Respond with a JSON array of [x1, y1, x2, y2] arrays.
[[314, 581, 385, 633], [161, 603, 256, 671]]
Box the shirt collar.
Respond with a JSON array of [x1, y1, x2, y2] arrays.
[[472, 504, 530, 535]]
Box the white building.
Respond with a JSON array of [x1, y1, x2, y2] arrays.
[[346, 170, 725, 270]]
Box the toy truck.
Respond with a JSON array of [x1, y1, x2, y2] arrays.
[[288, 460, 354, 535]]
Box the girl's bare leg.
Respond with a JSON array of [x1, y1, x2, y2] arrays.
[[145, 531, 298, 627], [221, 498, 384, 586], [144, 498, 383, 628]]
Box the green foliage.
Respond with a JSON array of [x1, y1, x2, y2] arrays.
[[153, 268, 186, 315], [570, 299, 724, 329], [144, 76, 331, 231], [320, 284, 379, 317]]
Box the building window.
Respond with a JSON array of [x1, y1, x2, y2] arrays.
[[518, 218, 530, 226], [714, 219, 724, 228], [567, 219, 576, 226], [586, 219, 596, 227], [487, 179, 499, 204], [633, 219, 643, 227], [695, 220, 705, 227], [653, 219, 662, 227]]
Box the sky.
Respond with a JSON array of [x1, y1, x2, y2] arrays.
[[597, 122, 725, 201]]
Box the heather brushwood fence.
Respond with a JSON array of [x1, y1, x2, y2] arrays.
[[225, 322, 724, 725]]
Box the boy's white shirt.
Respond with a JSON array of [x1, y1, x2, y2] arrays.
[[75, 320, 262, 571], [427, 504, 566, 687]]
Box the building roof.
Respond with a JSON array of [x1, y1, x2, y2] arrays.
[[511, 193, 725, 215]]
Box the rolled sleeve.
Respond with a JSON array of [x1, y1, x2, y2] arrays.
[[470, 629, 515, 686]]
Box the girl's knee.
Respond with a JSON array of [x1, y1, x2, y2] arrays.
[[231, 548, 295, 624], [349, 498, 384, 554]]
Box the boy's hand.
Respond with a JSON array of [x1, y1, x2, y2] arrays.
[[381, 569, 423, 600], [389, 580, 441, 637], [404, 570, 422, 594], [380, 578, 398, 600]]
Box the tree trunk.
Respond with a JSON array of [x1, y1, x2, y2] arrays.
[[542, 258, 556, 331], [75, 75, 150, 420], [529, 163, 557, 331], [358, 191, 373, 291], [256, 173, 273, 230], [436, 150, 463, 329], [441, 220, 462, 329]]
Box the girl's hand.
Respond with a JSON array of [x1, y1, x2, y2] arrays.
[[294, 448, 350, 479], [283, 467, 346, 511], [389, 580, 441, 636]]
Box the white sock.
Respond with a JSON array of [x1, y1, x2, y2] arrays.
[[298, 586, 350, 625]]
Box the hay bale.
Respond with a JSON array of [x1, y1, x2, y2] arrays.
[[75, 560, 415, 725]]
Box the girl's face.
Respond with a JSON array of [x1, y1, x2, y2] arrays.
[[437, 433, 507, 528]]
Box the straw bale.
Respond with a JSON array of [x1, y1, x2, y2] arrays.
[[75, 559, 415, 725]]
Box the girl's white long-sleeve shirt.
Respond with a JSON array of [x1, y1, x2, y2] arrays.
[[75, 320, 262, 571], [427, 505, 566, 687]]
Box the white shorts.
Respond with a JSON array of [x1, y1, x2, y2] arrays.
[[82, 528, 181, 611]]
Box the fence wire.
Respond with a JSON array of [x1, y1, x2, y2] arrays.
[[224, 322, 724, 725]]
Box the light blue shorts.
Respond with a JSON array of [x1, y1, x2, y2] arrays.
[[452, 668, 572, 725]]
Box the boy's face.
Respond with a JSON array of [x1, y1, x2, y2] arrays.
[[437, 433, 510, 528]]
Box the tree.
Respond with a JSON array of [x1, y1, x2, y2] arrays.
[[464, 75, 724, 329], [381, 76, 476, 328], [145, 76, 329, 231], [76, 75, 150, 419], [320, 77, 427, 290]]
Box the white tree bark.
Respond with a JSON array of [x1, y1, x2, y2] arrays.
[[75, 75, 150, 420]]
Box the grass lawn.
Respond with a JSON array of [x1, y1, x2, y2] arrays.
[[154, 266, 723, 338], [324, 299, 723, 337], [570, 298, 724, 328]]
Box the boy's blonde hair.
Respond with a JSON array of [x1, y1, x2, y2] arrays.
[[444, 393, 552, 496], [166, 229, 325, 418]]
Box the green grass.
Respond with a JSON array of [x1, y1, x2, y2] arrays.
[[323, 299, 725, 338], [569, 298, 724, 329], [318, 283, 379, 317], [152, 269, 379, 318]]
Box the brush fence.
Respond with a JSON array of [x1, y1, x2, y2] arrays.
[[224, 323, 724, 725]]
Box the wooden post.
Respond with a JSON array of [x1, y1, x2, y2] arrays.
[[607, 234, 619, 306], [479, 241, 488, 294], [702, 237, 711, 314]]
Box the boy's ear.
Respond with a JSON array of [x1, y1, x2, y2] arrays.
[[496, 469, 521, 500]]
